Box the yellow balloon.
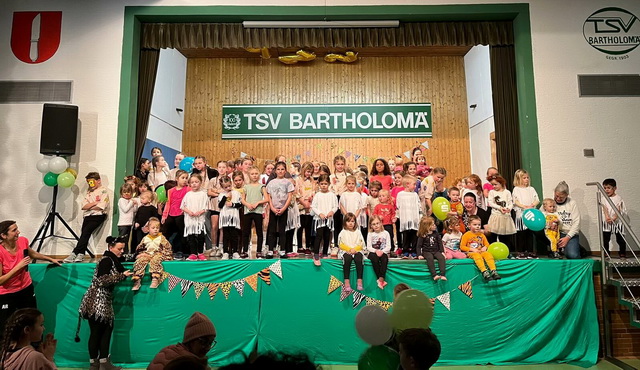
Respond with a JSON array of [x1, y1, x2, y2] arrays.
[[260, 47, 271, 59], [278, 55, 300, 64], [295, 50, 316, 61], [64, 168, 77, 178]]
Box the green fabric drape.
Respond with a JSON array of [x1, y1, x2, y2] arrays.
[[141, 21, 514, 50], [32, 259, 597, 368], [490, 45, 521, 189], [135, 49, 160, 162]]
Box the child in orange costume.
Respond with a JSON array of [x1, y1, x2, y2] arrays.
[[132, 217, 173, 290], [460, 215, 501, 281]]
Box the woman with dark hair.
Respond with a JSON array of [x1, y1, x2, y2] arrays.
[[0, 221, 61, 333], [134, 158, 151, 183], [76, 236, 132, 370], [0, 308, 57, 370]]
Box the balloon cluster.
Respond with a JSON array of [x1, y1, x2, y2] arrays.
[[36, 157, 76, 188], [355, 289, 434, 369]]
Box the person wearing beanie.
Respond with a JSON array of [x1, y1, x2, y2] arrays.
[[147, 312, 216, 370]]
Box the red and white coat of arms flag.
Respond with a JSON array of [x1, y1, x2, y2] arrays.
[[11, 11, 62, 64]]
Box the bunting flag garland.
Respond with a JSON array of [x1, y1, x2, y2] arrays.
[[377, 300, 392, 311], [436, 292, 451, 311], [221, 282, 232, 299], [458, 281, 473, 299], [352, 291, 366, 309], [168, 275, 180, 293], [233, 279, 246, 297], [207, 283, 219, 300], [269, 260, 283, 279], [339, 286, 354, 302], [365, 297, 376, 306], [245, 274, 258, 292], [193, 282, 206, 299], [258, 268, 271, 285], [180, 280, 193, 298], [327, 275, 342, 294]]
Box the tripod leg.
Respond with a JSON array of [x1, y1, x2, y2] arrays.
[[30, 215, 52, 250], [55, 213, 93, 258], [36, 215, 55, 253]]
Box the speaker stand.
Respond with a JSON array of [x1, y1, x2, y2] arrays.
[[30, 185, 95, 259]]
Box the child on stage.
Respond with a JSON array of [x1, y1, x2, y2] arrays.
[[417, 216, 447, 281], [132, 217, 173, 290], [542, 198, 562, 259], [486, 175, 516, 250], [442, 216, 466, 260], [162, 170, 189, 259], [330, 155, 350, 255], [512, 169, 540, 259], [181, 174, 209, 261], [367, 215, 391, 289], [296, 162, 316, 254], [373, 189, 396, 253], [241, 166, 268, 259], [117, 183, 137, 254], [461, 216, 501, 281], [396, 175, 421, 259], [266, 161, 295, 259], [311, 174, 338, 265], [218, 176, 242, 260], [602, 178, 627, 259], [338, 213, 366, 291]]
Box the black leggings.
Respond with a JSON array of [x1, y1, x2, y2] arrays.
[[402, 229, 417, 253], [298, 214, 314, 250], [267, 210, 288, 251], [343, 253, 364, 280], [313, 227, 331, 256], [73, 215, 106, 255], [515, 229, 533, 254], [162, 215, 185, 253], [383, 224, 395, 251], [395, 219, 402, 251], [117, 226, 132, 254], [0, 285, 36, 339], [242, 213, 263, 253], [186, 232, 205, 255], [424, 251, 446, 277], [368, 253, 389, 279], [333, 208, 343, 246], [223, 227, 239, 255], [603, 231, 627, 254], [88, 318, 113, 359]]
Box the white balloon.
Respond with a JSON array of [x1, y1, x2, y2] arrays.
[[36, 158, 51, 173], [355, 305, 393, 346], [48, 157, 68, 174]]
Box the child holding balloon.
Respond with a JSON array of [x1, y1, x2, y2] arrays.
[[417, 216, 447, 281], [461, 216, 501, 281], [486, 175, 516, 250], [542, 198, 562, 259], [512, 169, 540, 259]]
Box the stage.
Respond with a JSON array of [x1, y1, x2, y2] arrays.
[[30, 258, 599, 368]]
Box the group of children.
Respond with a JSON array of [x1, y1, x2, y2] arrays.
[[114, 146, 627, 290]]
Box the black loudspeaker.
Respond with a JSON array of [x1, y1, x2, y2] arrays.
[[40, 103, 78, 155]]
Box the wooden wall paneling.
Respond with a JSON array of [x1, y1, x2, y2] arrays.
[[183, 56, 471, 182]]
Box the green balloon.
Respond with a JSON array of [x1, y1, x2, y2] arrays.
[[389, 289, 434, 330], [358, 345, 400, 370], [489, 242, 510, 260], [43, 172, 59, 187], [432, 197, 451, 220], [155, 185, 167, 202], [57, 172, 75, 188]]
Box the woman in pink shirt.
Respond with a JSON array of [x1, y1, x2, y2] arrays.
[[0, 221, 61, 332]]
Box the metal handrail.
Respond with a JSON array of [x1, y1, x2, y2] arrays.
[[587, 181, 640, 367]]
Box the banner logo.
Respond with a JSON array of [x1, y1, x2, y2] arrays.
[[583, 7, 640, 56], [11, 12, 62, 64], [221, 103, 432, 140]]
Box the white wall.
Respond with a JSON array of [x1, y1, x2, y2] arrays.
[[464, 45, 495, 177], [147, 48, 187, 151], [1, 0, 639, 255]]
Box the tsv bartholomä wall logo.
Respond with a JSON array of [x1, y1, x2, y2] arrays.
[[584, 7, 640, 58]]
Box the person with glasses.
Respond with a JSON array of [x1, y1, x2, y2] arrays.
[[148, 312, 216, 370]]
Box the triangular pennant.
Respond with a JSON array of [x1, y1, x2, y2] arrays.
[[305, 150, 311, 157], [295, 154, 301, 162], [269, 260, 283, 279], [245, 274, 258, 292], [168, 275, 180, 293], [378, 300, 392, 311], [337, 147, 344, 154], [193, 282, 206, 299], [421, 140, 429, 149], [258, 268, 271, 285], [315, 143, 323, 150], [240, 152, 247, 158], [339, 286, 354, 302], [180, 280, 193, 298], [458, 281, 473, 299], [436, 292, 451, 311], [327, 275, 342, 294], [352, 291, 366, 309], [221, 282, 232, 299], [233, 279, 245, 297], [207, 283, 219, 300], [345, 151, 352, 158], [365, 297, 376, 306], [404, 150, 412, 159], [354, 154, 361, 161]]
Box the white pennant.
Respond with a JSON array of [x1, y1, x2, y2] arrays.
[[436, 292, 451, 311]]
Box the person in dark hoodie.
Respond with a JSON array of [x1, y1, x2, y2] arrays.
[[147, 312, 216, 370], [76, 236, 132, 370]]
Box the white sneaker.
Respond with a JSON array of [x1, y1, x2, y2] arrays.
[[74, 253, 85, 263], [232, 252, 241, 260], [216, 246, 223, 257], [266, 251, 274, 259], [63, 253, 77, 263], [221, 253, 229, 260], [279, 251, 286, 258], [330, 247, 339, 257]]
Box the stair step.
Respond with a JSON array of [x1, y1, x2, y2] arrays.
[[620, 297, 640, 309], [606, 258, 640, 268], [608, 278, 640, 287]]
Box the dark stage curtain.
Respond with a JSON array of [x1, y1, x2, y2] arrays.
[[490, 45, 521, 189], [141, 21, 514, 49], [135, 48, 160, 162]]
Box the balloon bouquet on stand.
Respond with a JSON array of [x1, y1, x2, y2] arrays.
[[32, 155, 83, 253], [355, 289, 435, 370]]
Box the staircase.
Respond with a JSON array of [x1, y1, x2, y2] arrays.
[[587, 182, 640, 369]]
